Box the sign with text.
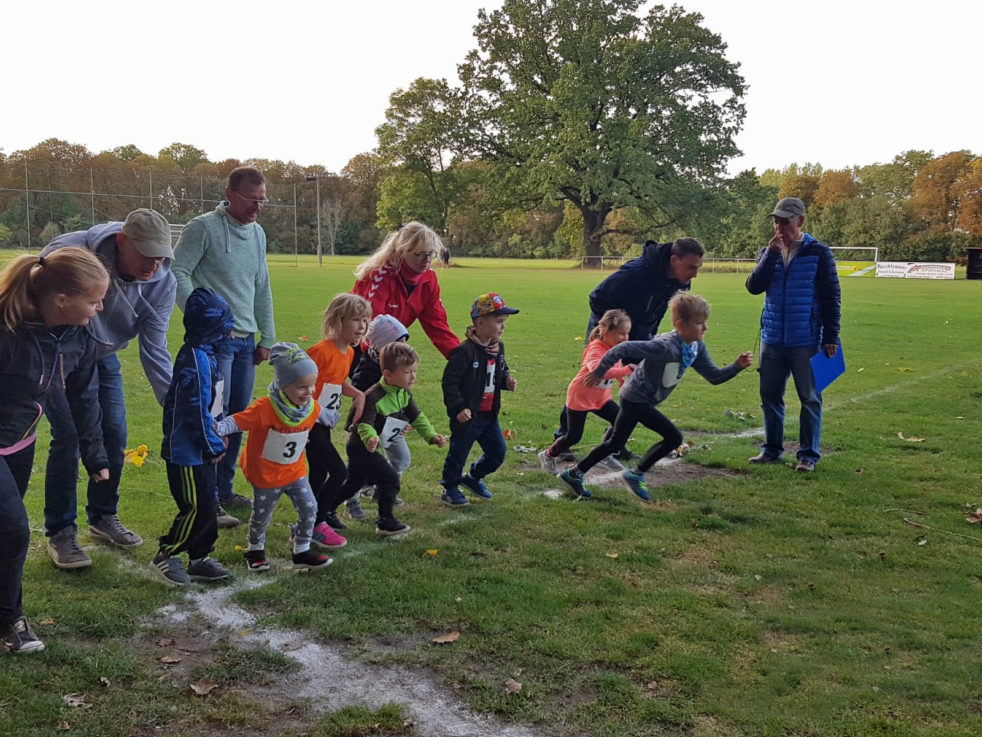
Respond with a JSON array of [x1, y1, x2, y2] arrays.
[[875, 262, 955, 279]]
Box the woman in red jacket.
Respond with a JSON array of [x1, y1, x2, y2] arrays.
[[351, 222, 459, 359]]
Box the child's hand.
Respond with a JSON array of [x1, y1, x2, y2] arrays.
[[506, 376, 517, 391], [366, 436, 380, 453], [90, 467, 110, 483], [401, 424, 414, 436], [431, 434, 447, 448], [457, 408, 472, 422], [736, 351, 753, 369]]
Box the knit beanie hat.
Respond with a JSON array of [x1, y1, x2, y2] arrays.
[[269, 342, 318, 389], [367, 314, 410, 350]]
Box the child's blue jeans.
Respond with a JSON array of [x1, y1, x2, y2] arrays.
[[441, 412, 507, 490]]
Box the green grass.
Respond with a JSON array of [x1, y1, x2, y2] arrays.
[[3, 253, 982, 736]]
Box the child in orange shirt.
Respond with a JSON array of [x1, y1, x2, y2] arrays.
[[305, 294, 369, 535], [215, 343, 341, 572], [538, 309, 634, 474]]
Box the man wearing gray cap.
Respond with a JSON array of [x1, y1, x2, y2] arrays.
[[745, 197, 841, 472], [40, 208, 177, 568]]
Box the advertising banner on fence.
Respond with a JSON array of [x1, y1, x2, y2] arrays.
[[875, 262, 956, 279]]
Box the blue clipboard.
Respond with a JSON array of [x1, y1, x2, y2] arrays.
[[811, 340, 845, 393]]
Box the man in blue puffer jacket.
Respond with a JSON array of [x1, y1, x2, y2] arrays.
[[746, 197, 841, 472]]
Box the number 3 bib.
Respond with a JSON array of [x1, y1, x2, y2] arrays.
[[261, 428, 310, 464]]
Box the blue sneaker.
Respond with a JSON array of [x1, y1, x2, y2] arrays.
[[460, 474, 493, 499], [559, 469, 592, 499], [441, 488, 469, 507], [621, 469, 650, 501]]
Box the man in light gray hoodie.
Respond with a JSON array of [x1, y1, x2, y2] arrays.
[[41, 208, 177, 569], [172, 167, 276, 526]]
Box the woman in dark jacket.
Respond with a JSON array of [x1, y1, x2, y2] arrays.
[[0, 248, 110, 653]]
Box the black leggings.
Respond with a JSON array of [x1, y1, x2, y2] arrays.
[[576, 399, 683, 474], [306, 423, 348, 524], [549, 400, 620, 456]]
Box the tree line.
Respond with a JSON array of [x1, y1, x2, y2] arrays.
[[1, 1, 978, 263]]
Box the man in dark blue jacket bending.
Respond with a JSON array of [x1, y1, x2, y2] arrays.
[[746, 197, 841, 473]]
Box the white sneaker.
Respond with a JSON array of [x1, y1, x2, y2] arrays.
[[538, 449, 558, 474]]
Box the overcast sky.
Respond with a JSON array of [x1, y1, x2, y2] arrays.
[[4, 1, 977, 176]]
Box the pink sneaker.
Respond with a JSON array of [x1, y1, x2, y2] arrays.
[[312, 521, 347, 549]]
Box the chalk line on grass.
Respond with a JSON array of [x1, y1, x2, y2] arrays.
[[156, 581, 542, 737]]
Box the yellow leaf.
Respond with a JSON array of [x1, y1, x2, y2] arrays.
[[606, 552, 619, 559], [426, 549, 438, 556], [574, 336, 584, 341], [897, 432, 924, 442], [433, 631, 460, 644]]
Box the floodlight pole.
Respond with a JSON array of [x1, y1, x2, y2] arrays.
[[305, 175, 322, 267]]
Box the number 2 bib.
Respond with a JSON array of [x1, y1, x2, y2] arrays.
[[380, 417, 408, 449]]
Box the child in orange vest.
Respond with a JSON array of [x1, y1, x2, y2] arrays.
[[216, 343, 343, 571]]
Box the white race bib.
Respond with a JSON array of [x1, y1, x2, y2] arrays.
[[380, 417, 409, 448], [210, 379, 225, 418], [261, 428, 309, 464], [317, 382, 343, 411], [661, 362, 682, 388], [597, 377, 615, 390]]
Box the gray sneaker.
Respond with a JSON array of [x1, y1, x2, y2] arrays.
[[187, 557, 232, 583], [89, 514, 143, 547], [221, 492, 253, 510], [216, 505, 241, 528], [344, 497, 369, 521], [47, 528, 92, 569], [538, 449, 559, 474], [1, 616, 44, 654], [597, 454, 625, 472], [152, 550, 190, 586]]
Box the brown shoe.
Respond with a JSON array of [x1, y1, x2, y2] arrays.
[[748, 453, 781, 464], [795, 460, 816, 472]]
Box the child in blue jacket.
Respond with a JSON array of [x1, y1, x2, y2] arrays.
[[152, 287, 234, 586]]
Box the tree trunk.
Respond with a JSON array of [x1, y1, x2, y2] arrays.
[[581, 207, 608, 267]]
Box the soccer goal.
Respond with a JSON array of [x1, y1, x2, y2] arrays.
[[830, 246, 878, 276]]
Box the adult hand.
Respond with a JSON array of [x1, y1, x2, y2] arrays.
[[767, 231, 785, 251], [254, 345, 270, 365], [823, 343, 838, 358], [210, 453, 226, 465], [457, 408, 472, 423], [90, 468, 110, 483]]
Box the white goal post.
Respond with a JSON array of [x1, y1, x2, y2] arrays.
[[830, 246, 878, 262]]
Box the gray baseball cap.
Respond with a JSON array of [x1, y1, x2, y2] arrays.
[[769, 197, 806, 220], [121, 209, 174, 259]]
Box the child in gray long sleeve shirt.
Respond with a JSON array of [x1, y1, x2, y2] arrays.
[[559, 293, 753, 501]]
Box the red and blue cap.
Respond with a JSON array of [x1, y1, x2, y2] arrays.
[[470, 293, 520, 320]]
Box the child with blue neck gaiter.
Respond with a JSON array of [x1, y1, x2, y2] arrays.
[[216, 343, 342, 572], [559, 293, 753, 502]]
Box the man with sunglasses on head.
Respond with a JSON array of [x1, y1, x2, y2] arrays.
[[746, 197, 841, 473], [40, 208, 177, 569], [172, 166, 276, 526]]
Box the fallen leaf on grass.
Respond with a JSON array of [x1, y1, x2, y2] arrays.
[[898, 367, 913, 372], [99, 677, 110, 687], [433, 631, 460, 645], [504, 679, 522, 693], [426, 549, 438, 556], [62, 694, 90, 709], [502, 428, 516, 440], [41, 618, 55, 625], [57, 722, 71, 731], [160, 655, 182, 665], [605, 552, 619, 559], [917, 539, 928, 546], [897, 432, 924, 442], [157, 638, 175, 647], [754, 574, 762, 581], [646, 681, 660, 691], [190, 678, 218, 696], [967, 509, 982, 524]]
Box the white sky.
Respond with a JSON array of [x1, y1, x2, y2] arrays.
[[4, 1, 977, 176]]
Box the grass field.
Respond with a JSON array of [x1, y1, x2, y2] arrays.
[[2, 252, 982, 736]]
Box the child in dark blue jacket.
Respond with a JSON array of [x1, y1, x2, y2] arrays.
[[152, 287, 234, 586]]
